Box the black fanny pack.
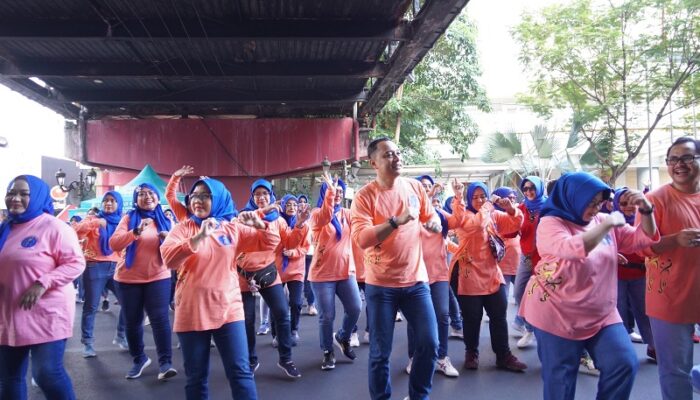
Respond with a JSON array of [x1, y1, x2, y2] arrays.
[[237, 262, 277, 292]]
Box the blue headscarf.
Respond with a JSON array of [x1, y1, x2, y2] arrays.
[[97, 191, 123, 256], [70, 215, 83, 223], [465, 182, 490, 214], [242, 179, 278, 222], [297, 194, 309, 204], [416, 175, 448, 238], [521, 176, 547, 214], [416, 175, 435, 185], [187, 178, 237, 225], [613, 187, 635, 225], [317, 179, 346, 241], [125, 183, 172, 268], [540, 172, 612, 226], [0, 175, 54, 253], [443, 196, 454, 214], [280, 194, 298, 271], [492, 187, 515, 212]]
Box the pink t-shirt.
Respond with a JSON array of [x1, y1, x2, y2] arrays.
[[639, 184, 700, 323], [73, 216, 121, 263], [160, 219, 276, 332], [421, 203, 464, 284], [350, 178, 434, 287], [110, 214, 171, 284], [275, 228, 309, 283], [0, 214, 86, 346], [520, 214, 659, 340], [500, 236, 522, 276], [309, 188, 353, 282]]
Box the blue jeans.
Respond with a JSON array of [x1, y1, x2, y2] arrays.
[[513, 255, 534, 331], [456, 285, 510, 357], [649, 317, 695, 400], [178, 321, 257, 400], [270, 281, 304, 336], [353, 282, 370, 334], [0, 339, 75, 400], [448, 286, 462, 330], [117, 278, 173, 366], [242, 284, 293, 364], [73, 274, 85, 301], [366, 283, 438, 400], [408, 281, 450, 359], [533, 323, 638, 400], [616, 277, 654, 346], [303, 255, 315, 306], [81, 261, 125, 344], [311, 277, 362, 352]]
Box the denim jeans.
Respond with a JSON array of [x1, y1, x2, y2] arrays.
[[456, 284, 510, 357], [311, 276, 362, 352], [0, 339, 75, 400], [533, 323, 637, 400], [352, 282, 369, 333], [448, 286, 462, 330], [513, 255, 534, 331], [270, 281, 304, 337], [366, 283, 438, 400], [81, 261, 125, 344], [303, 255, 315, 306], [177, 321, 257, 400], [242, 284, 293, 364], [649, 317, 695, 400], [616, 277, 654, 346], [408, 281, 450, 359], [73, 274, 85, 301], [117, 278, 173, 366]]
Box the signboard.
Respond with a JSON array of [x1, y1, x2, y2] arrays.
[[50, 185, 68, 201]]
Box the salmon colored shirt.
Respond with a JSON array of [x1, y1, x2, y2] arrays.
[[639, 184, 700, 324], [161, 219, 275, 332], [166, 175, 189, 222], [350, 178, 434, 287], [449, 206, 523, 296], [0, 214, 86, 346], [352, 240, 366, 283], [309, 188, 353, 282], [500, 236, 522, 276], [518, 203, 542, 266], [520, 215, 659, 340], [275, 227, 310, 283], [73, 216, 121, 263], [422, 203, 464, 284], [109, 214, 171, 284]]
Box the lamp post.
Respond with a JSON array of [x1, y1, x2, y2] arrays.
[[321, 156, 331, 175], [56, 168, 97, 201]]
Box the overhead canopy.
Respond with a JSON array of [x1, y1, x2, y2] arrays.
[[0, 0, 469, 120]]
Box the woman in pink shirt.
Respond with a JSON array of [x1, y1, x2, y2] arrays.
[[109, 183, 176, 381], [161, 177, 272, 400], [0, 175, 85, 400], [519, 172, 659, 400]]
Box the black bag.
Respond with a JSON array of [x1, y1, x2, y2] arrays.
[[237, 262, 278, 292], [487, 225, 506, 262]]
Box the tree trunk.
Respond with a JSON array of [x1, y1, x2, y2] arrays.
[[394, 84, 404, 143]]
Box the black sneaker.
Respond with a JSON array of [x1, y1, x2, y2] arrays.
[[277, 360, 301, 378], [321, 351, 335, 370], [101, 299, 110, 312], [250, 361, 260, 374], [333, 332, 356, 360]]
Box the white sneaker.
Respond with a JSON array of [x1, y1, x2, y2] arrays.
[[396, 312, 403, 322], [510, 322, 526, 337], [362, 331, 370, 344], [144, 316, 150, 326], [405, 357, 412, 375], [629, 331, 643, 343], [517, 331, 535, 348], [307, 305, 318, 316], [349, 332, 360, 347], [436, 357, 459, 377], [579, 355, 600, 376], [482, 314, 490, 323], [449, 327, 463, 339]]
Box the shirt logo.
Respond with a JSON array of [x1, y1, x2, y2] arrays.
[[21, 236, 38, 248], [218, 235, 232, 246]]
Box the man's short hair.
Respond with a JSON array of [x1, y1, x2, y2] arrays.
[[666, 136, 700, 157], [367, 137, 391, 159]]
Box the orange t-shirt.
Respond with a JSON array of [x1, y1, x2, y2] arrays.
[[499, 236, 522, 276], [350, 178, 434, 287], [73, 216, 121, 263], [165, 175, 189, 222], [309, 188, 353, 282], [421, 202, 464, 284], [275, 226, 310, 283], [109, 214, 171, 284]]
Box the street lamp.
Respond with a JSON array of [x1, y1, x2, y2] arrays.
[[56, 168, 97, 199], [321, 156, 331, 175]]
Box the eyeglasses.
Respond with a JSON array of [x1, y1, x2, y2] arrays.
[[253, 192, 270, 198], [665, 155, 700, 166], [190, 193, 212, 201], [522, 185, 536, 193], [587, 198, 605, 209]]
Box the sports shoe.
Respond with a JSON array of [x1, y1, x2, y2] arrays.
[[334, 332, 356, 360], [436, 357, 459, 377], [646, 346, 657, 364], [272, 337, 278, 348], [579, 354, 600, 376], [113, 335, 129, 351], [510, 322, 525, 337], [464, 350, 479, 370], [629, 331, 643, 343], [277, 360, 301, 378], [101, 298, 110, 312], [405, 357, 412, 374], [257, 322, 270, 335], [517, 331, 535, 348], [307, 304, 318, 316], [496, 352, 527, 372], [157, 364, 177, 381], [395, 312, 403, 322], [321, 351, 336, 370], [144, 316, 151, 326], [482, 314, 490, 323], [362, 331, 370, 344], [692, 334, 700, 343], [31, 377, 38, 387], [82, 344, 96, 358], [449, 327, 464, 339], [250, 361, 260, 374], [349, 332, 360, 347], [126, 357, 152, 379]]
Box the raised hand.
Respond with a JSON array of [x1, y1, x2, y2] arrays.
[[173, 165, 194, 177], [239, 211, 266, 229], [606, 211, 627, 228], [451, 178, 464, 199], [296, 203, 311, 226], [428, 183, 444, 198], [493, 196, 514, 213], [619, 190, 653, 211]]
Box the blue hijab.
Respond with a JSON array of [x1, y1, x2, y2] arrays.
[[187, 178, 238, 225], [297, 194, 309, 204], [97, 191, 124, 256], [0, 175, 54, 253], [317, 179, 346, 241], [465, 182, 490, 214], [540, 172, 612, 226], [416, 175, 434, 185], [443, 196, 454, 214], [492, 186, 515, 212], [613, 187, 635, 225], [280, 194, 298, 271], [416, 175, 447, 237], [242, 179, 278, 222], [70, 215, 83, 223], [521, 176, 547, 214], [125, 183, 172, 268]]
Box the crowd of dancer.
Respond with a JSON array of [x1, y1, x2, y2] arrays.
[[0, 135, 699, 400]]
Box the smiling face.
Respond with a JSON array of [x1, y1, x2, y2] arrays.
[[470, 188, 487, 212], [102, 195, 118, 214], [420, 178, 433, 194], [253, 187, 270, 208], [284, 199, 298, 216], [5, 178, 30, 214], [522, 180, 537, 201], [617, 194, 637, 217], [333, 186, 344, 206], [136, 187, 158, 211], [667, 141, 699, 188], [369, 140, 402, 179], [189, 183, 212, 219]]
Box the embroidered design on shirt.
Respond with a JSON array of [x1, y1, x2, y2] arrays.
[[21, 236, 38, 248], [364, 252, 381, 266], [528, 262, 562, 302], [646, 256, 672, 294]]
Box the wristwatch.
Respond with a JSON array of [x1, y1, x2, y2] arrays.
[[638, 204, 655, 215], [388, 216, 399, 229]]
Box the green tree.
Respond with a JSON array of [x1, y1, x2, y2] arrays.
[[513, 0, 700, 184], [372, 10, 491, 165]]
